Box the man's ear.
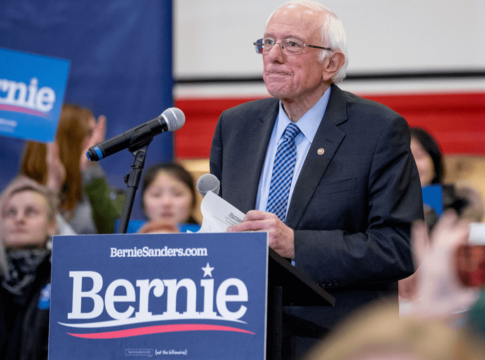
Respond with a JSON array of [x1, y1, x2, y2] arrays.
[[322, 52, 345, 82]]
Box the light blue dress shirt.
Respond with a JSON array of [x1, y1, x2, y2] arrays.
[[256, 87, 332, 217]]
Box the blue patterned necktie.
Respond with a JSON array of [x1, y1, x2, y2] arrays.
[[266, 122, 301, 222]]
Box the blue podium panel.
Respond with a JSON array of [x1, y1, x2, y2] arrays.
[[49, 233, 268, 360], [0, 48, 69, 142]]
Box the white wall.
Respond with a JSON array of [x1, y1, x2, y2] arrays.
[[174, 0, 485, 97], [174, 0, 485, 77]]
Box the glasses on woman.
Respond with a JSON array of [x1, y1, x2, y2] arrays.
[[253, 38, 332, 55]]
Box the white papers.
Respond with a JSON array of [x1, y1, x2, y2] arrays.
[[197, 191, 246, 233]]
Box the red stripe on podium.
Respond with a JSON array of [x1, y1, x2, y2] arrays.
[[68, 324, 255, 339]]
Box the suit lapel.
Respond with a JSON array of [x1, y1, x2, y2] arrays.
[[286, 85, 348, 229], [237, 100, 279, 213]]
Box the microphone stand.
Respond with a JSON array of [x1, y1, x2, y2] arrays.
[[118, 140, 152, 234]]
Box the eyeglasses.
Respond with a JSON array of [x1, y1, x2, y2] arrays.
[[253, 38, 332, 55]]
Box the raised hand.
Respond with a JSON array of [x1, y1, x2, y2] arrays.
[[406, 211, 478, 318], [46, 141, 66, 193], [80, 115, 106, 171]]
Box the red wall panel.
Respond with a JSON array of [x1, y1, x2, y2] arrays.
[[175, 97, 265, 159], [364, 93, 485, 154], [175, 92, 485, 158]]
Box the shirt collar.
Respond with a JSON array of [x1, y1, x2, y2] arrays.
[[276, 86, 332, 143]]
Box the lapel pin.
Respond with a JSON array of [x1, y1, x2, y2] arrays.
[[317, 148, 325, 155]]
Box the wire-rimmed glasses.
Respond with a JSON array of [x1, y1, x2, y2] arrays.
[[253, 38, 332, 55]]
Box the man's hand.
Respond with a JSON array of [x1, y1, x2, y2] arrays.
[[227, 210, 294, 258]]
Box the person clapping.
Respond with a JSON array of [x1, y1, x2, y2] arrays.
[[21, 104, 123, 234]]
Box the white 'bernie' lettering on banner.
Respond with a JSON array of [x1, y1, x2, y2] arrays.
[[0, 78, 56, 112], [59, 269, 249, 328]]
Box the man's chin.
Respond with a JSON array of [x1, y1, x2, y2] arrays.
[[265, 85, 292, 100]]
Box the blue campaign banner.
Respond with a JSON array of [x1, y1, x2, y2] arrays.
[[0, 48, 70, 142], [422, 184, 443, 215], [49, 233, 268, 360]]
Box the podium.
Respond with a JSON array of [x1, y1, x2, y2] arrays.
[[49, 233, 333, 360], [267, 249, 334, 360]]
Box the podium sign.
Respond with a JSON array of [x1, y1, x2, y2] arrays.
[[49, 233, 268, 359], [0, 48, 70, 142]]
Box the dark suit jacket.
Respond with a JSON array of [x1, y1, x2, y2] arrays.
[[210, 84, 423, 355]]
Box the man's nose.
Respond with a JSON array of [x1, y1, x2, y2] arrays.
[[267, 42, 284, 62]]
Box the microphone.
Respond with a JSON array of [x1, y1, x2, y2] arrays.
[[197, 174, 220, 197], [86, 107, 185, 161]]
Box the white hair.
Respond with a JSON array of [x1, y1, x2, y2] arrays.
[[266, 0, 348, 83]]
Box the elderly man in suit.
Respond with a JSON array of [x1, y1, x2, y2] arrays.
[[210, 0, 423, 357]]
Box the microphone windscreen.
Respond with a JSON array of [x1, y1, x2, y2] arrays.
[[162, 107, 185, 131], [197, 174, 220, 197]]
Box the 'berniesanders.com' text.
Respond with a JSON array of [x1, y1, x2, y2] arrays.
[[110, 246, 208, 258]]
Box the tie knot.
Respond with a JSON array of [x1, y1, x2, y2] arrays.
[[283, 123, 301, 142]]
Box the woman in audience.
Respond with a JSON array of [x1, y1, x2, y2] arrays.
[[139, 162, 199, 233], [21, 104, 123, 234], [410, 127, 444, 187], [401, 128, 483, 301], [409, 127, 482, 220], [0, 176, 58, 360], [400, 128, 444, 301]]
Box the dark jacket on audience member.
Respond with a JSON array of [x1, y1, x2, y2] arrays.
[[0, 254, 51, 360]]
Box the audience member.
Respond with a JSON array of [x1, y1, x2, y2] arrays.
[[0, 176, 58, 360], [305, 302, 456, 360], [466, 289, 485, 353], [140, 162, 199, 233], [21, 104, 124, 234], [455, 183, 485, 223], [400, 127, 444, 299], [409, 127, 446, 231], [409, 127, 482, 221], [410, 127, 444, 187], [137, 219, 179, 234], [0, 233, 6, 276], [305, 300, 485, 360], [402, 128, 485, 302], [399, 211, 478, 317], [306, 212, 485, 360]]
